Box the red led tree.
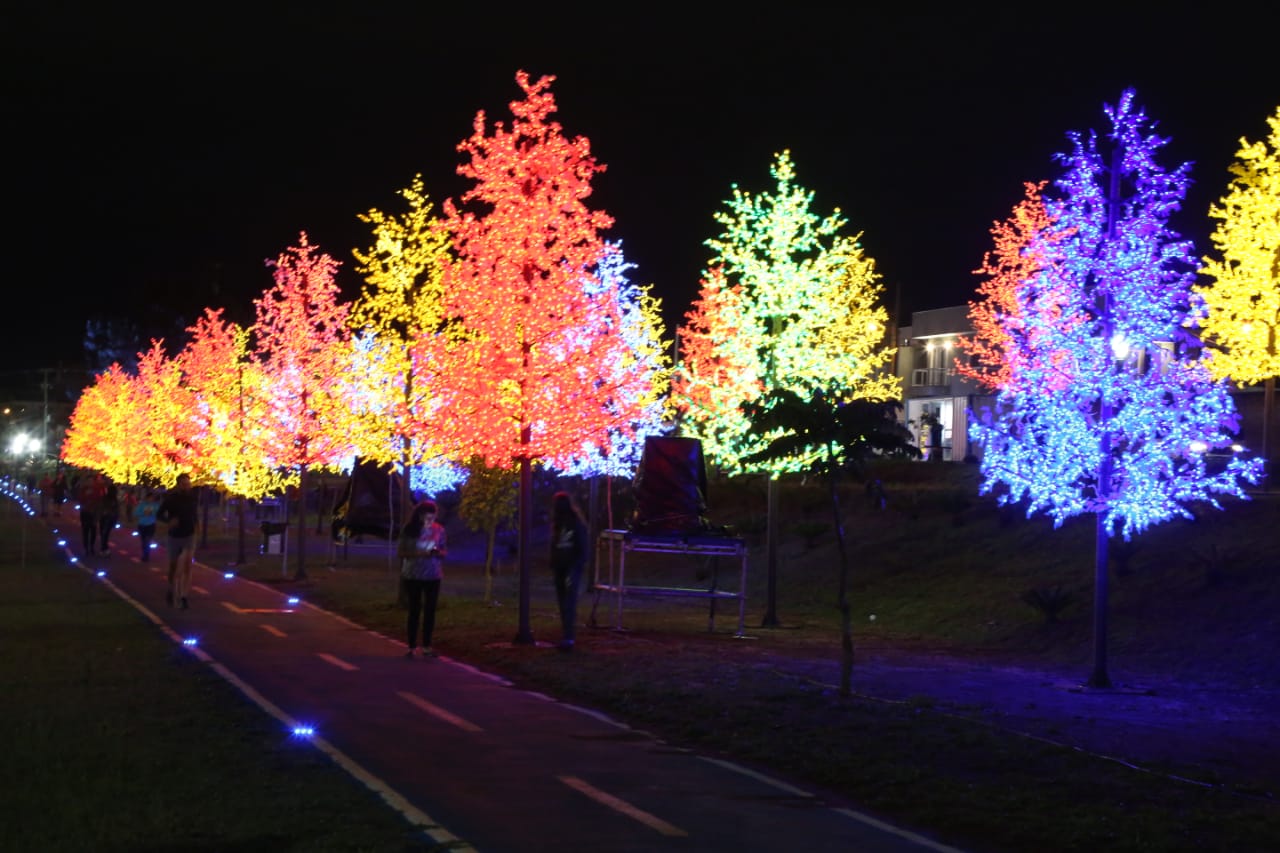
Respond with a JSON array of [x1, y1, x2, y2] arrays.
[[419, 71, 641, 643]]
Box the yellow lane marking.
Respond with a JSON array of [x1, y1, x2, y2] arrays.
[[221, 602, 246, 614], [556, 775, 687, 837], [259, 624, 287, 638], [396, 691, 484, 733], [317, 653, 359, 671]]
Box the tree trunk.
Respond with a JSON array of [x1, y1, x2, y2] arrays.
[[294, 464, 308, 581], [762, 475, 780, 627], [513, 436, 534, 645], [830, 470, 853, 697]]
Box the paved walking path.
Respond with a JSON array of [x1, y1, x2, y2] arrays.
[[43, 510, 965, 853]]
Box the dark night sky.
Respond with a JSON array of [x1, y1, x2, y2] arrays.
[[6, 5, 1277, 376]]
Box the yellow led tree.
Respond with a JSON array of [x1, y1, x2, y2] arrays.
[[349, 173, 458, 512], [1197, 106, 1280, 477], [179, 307, 295, 562], [673, 150, 898, 625], [250, 233, 359, 579], [131, 339, 202, 486], [421, 71, 647, 643]]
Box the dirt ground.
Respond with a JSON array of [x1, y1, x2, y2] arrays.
[[755, 642, 1280, 797]]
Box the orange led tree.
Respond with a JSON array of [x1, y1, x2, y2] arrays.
[[349, 173, 460, 509], [958, 182, 1064, 391], [421, 71, 644, 643], [250, 233, 358, 579], [62, 363, 143, 480]]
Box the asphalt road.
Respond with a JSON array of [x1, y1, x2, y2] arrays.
[[48, 514, 966, 853]]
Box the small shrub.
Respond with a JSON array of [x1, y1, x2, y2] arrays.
[[790, 520, 830, 550], [1020, 585, 1073, 623]]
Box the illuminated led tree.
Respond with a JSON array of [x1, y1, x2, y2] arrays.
[[422, 71, 646, 643], [349, 174, 464, 510], [251, 233, 358, 580], [179, 308, 294, 562], [1196, 106, 1280, 477], [971, 90, 1264, 687], [674, 150, 899, 626], [132, 339, 202, 484], [61, 363, 143, 479], [958, 182, 1064, 391], [457, 455, 518, 604], [548, 242, 671, 482]]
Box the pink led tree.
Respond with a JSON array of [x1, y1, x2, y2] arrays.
[[250, 233, 358, 580]]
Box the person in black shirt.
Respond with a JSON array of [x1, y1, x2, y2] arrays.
[[157, 473, 198, 609]]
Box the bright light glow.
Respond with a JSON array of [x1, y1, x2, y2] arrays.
[[287, 596, 300, 605], [224, 572, 235, 579], [291, 725, 315, 738], [96, 570, 105, 577], [1189, 441, 1209, 453], [183, 637, 199, 646], [1110, 334, 1130, 360]]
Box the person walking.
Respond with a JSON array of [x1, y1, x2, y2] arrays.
[[550, 491, 588, 652], [157, 474, 198, 609], [134, 489, 160, 562], [76, 472, 107, 556], [98, 479, 120, 554], [52, 471, 68, 518], [398, 500, 447, 658]]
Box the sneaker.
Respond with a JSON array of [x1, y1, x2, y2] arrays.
[[405, 647, 417, 658], [422, 647, 438, 658], [180, 597, 189, 610]]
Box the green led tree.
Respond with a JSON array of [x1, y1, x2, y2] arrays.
[[673, 150, 899, 626], [1196, 105, 1280, 480]]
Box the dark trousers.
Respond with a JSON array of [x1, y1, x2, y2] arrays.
[[80, 511, 98, 553], [99, 513, 117, 551], [553, 563, 583, 643], [404, 578, 441, 649]]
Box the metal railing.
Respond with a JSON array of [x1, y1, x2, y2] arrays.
[[912, 367, 953, 387]]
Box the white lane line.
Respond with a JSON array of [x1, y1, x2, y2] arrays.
[[556, 775, 687, 837], [221, 601, 246, 614], [317, 652, 359, 671], [396, 691, 484, 733], [259, 624, 287, 638], [830, 808, 968, 853]]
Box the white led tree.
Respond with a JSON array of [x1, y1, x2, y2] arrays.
[[971, 90, 1264, 688]]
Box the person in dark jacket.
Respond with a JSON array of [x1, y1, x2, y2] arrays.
[[550, 491, 588, 651], [157, 474, 198, 609], [98, 479, 120, 553]]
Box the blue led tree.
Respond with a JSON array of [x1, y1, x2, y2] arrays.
[[970, 90, 1264, 688]]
